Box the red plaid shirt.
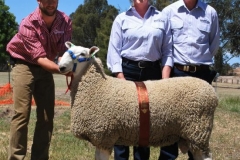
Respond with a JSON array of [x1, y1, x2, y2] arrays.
[[7, 7, 72, 64]]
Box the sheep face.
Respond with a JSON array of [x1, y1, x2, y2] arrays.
[[58, 41, 99, 76]]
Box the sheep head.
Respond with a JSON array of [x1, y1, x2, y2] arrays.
[[58, 41, 99, 76]]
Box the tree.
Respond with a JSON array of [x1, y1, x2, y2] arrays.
[[154, 0, 177, 10], [70, 0, 118, 72], [70, 0, 117, 47], [95, 5, 119, 74], [0, 0, 18, 66], [208, 0, 240, 74], [231, 63, 240, 69]]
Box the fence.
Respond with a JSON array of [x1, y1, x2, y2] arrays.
[[216, 76, 240, 85], [0, 83, 70, 106]]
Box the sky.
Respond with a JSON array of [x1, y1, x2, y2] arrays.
[[4, 0, 240, 65], [5, 0, 130, 24]]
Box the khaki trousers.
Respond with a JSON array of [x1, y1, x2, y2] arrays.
[[8, 61, 55, 160]]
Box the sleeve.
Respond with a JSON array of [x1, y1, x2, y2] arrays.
[[106, 16, 123, 73], [209, 9, 220, 56], [161, 12, 173, 67]]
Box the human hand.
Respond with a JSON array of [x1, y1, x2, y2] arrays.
[[115, 72, 125, 80]]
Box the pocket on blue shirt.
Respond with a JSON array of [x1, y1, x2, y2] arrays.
[[151, 21, 165, 30], [197, 21, 211, 33], [122, 20, 138, 30], [196, 19, 211, 43], [170, 19, 184, 43], [170, 19, 183, 29]]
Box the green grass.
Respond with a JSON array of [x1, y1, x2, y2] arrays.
[[0, 107, 96, 160], [50, 109, 96, 160], [1, 99, 240, 160], [1, 74, 240, 159], [218, 96, 240, 113]]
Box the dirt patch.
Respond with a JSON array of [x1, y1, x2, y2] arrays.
[[0, 106, 13, 122]]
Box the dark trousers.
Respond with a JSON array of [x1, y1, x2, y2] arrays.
[[159, 66, 217, 160], [172, 66, 217, 84], [114, 59, 161, 160], [159, 143, 178, 160]]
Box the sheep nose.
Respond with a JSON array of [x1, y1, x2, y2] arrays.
[[59, 67, 66, 72]]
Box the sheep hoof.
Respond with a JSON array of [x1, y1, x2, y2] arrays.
[[192, 151, 212, 160]]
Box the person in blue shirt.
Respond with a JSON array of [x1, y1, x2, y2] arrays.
[[107, 0, 173, 159], [160, 0, 220, 159]]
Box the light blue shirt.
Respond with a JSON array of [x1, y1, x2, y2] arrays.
[[107, 5, 173, 73], [162, 0, 220, 65]]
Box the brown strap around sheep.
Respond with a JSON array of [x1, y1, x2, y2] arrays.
[[134, 81, 150, 147]]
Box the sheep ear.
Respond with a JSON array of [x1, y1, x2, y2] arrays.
[[89, 46, 100, 57], [65, 41, 75, 49]]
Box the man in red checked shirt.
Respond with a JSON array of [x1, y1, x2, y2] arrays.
[[6, 0, 72, 159]]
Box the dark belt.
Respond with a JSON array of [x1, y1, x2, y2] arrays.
[[122, 57, 160, 68], [174, 63, 209, 73], [16, 59, 39, 67]]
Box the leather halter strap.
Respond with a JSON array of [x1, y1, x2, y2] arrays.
[[134, 81, 150, 146], [65, 75, 74, 94]]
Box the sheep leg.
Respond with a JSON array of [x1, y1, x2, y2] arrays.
[[178, 138, 189, 154], [95, 147, 110, 160], [192, 150, 212, 160]]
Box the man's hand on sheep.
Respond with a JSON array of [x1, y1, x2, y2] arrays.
[[115, 72, 126, 80]]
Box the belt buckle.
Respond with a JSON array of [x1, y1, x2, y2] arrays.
[[138, 61, 146, 68], [189, 65, 197, 73], [183, 66, 189, 72]]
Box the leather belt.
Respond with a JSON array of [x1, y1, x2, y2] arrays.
[[134, 81, 150, 147], [16, 59, 39, 67], [174, 63, 209, 73], [122, 57, 160, 68]]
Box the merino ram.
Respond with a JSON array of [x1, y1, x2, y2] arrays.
[[58, 42, 218, 160]]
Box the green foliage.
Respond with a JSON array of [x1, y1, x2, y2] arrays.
[[154, 0, 178, 10], [95, 5, 119, 74], [231, 63, 240, 69], [211, 0, 240, 55], [70, 0, 118, 73], [209, 0, 240, 74], [0, 0, 18, 64]]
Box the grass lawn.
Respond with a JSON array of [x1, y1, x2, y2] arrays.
[[0, 72, 240, 159]]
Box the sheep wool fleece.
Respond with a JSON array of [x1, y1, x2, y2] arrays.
[[70, 58, 218, 154]]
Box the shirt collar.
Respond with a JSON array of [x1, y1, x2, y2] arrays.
[[179, 0, 205, 11], [196, 0, 206, 10], [127, 5, 155, 16]]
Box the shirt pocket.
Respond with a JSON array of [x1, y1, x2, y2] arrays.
[[151, 20, 165, 29], [170, 19, 184, 43], [121, 20, 139, 42], [196, 19, 211, 44], [122, 20, 138, 30], [150, 20, 166, 41]]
